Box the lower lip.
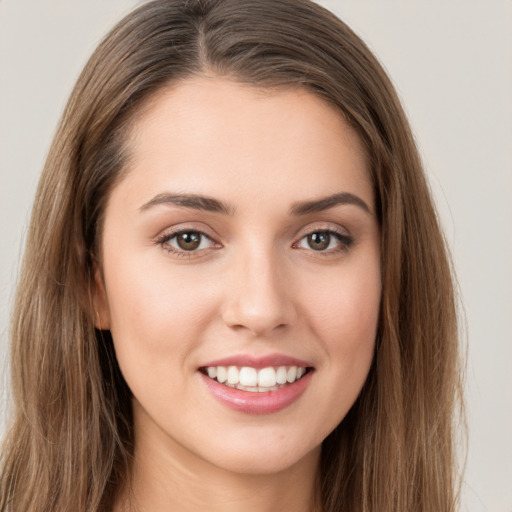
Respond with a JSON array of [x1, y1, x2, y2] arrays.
[[200, 371, 313, 414]]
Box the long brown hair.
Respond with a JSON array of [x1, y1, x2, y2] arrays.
[[0, 1, 462, 510]]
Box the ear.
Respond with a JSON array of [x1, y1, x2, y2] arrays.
[[92, 264, 111, 330]]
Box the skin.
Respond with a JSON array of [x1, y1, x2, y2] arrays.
[[95, 76, 381, 512]]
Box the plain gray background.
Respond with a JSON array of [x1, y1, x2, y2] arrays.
[[1, 1, 511, 510]]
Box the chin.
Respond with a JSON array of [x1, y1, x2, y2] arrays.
[[188, 424, 324, 477], [208, 444, 321, 477]]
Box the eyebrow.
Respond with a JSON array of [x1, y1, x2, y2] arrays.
[[139, 191, 372, 216], [290, 192, 372, 216], [139, 193, 234, 214]]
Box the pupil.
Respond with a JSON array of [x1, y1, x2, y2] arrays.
[[308, 232, 330, 250], [177, 232, 201, 250]]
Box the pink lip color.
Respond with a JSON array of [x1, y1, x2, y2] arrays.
[[200, 370, 313, 414], [201, 353, 311, 369]]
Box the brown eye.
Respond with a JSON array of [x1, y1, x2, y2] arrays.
[[295, 229, 353, 253], [175, 232, 202, 251], [306, 231, 331, 251], [159, 230, 215, 254]]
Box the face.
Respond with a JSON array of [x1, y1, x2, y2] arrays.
[[96, 77, 381, 477]]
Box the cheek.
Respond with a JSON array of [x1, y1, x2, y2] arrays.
[[277, 259, 380, 444], [300, 258, 381, 371], [103, 254, 217, 372]]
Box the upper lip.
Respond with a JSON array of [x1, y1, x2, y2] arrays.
[[200, 353, 313, 369]]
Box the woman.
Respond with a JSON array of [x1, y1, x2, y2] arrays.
[[0, 0, 462, 510]]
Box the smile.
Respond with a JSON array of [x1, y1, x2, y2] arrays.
[[201, 365, 308, 392], [199, 356, 314, 414]]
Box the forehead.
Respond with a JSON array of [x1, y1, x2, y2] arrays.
[[115, 76, 372, 212]]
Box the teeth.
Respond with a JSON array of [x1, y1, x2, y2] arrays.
[[204, 365, 308, 391], [258, 367, 277, 387], [239, 367, 258, 387], [276, 366, 288, 385], [216, 366, 227, 383], [227, 366, 239, 385], [286, 366, 297, 383]]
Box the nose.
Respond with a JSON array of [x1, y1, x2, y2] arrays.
[[221, 250, 297, 337]]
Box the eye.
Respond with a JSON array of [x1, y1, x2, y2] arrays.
[[158, 230, 217, 254], [295, 230, 353, 252]]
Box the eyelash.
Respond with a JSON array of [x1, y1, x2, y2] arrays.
[[156, 227, 354, 258], [156, 229, 219, 258], [293, 228, 354, 255]]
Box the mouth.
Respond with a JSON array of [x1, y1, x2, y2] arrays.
[[199, 354, 315, 414], [199, 365, 312, 393]]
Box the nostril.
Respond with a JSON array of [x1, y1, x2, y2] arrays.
[[221, 294, 297, 336], [219, 258, 299, 336]]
